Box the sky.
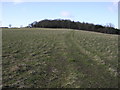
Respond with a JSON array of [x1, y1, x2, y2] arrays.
[[1, 1, 119, 28]]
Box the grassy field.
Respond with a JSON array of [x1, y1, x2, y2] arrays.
[[2, 28, 118, 88]]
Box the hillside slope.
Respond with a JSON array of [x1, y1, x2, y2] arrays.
[[2, 28, 118, 88]]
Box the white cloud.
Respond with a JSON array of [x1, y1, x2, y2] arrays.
[[12, 0, 24, 4], [110, 0, 119, 7], [107, 0, 119, 13], [61, 11, 70, 17], [113, 0, 119, 7], [60, 11, 74, 18], [0, 0, 25, 4]]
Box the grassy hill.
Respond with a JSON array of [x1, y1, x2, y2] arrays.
[[2, 28, 118, 88]]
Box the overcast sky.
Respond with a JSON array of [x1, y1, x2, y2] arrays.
[[1, 1, 119, 28]]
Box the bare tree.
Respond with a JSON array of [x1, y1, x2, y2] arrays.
[[106, 23, 115, 28], [9, 24, 12, 28], [20, 25, 23, 28]]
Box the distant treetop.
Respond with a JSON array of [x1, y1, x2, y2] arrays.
[[27, 19, 120, 35]]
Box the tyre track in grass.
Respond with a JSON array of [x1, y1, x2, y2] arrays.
[[63, 30, 118, 88], [58, 32, 81, 88], [45, 30, 79, 88], [75, 32, 117, 77], [74, 31, 118, 77]]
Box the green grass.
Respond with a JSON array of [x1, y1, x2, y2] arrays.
[[2, 28, 118, 88]]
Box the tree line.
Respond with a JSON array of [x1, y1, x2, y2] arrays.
[[27, 19, 120, 35]]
